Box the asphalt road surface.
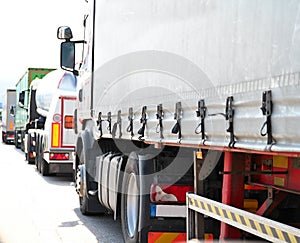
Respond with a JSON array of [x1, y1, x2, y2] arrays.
[[0, 141, 123, 243]]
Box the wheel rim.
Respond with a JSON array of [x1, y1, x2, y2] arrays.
[[76, 165, 85, 197], [126, 173, 139, 238]]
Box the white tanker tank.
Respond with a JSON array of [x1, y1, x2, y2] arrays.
[[29, 69, 78, 176], [35, 69, 77, 118]]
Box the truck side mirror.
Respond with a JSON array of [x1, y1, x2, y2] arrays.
[[9, 106, 15, 117], [57, 26, 84, 75], [57, 26, 73, 40], [61, 41, 75, 72], [18, 91, 25, 108]]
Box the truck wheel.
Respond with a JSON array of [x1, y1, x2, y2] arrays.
[[37, 157, 41, 173], [75, 148, 107, 216], [36, 151, 41, 172], [20, 131, 25, 151], [14, 133, 18, 148], [26, 135, 33, 164], [77, 165, 89, 214], [79, 189, 90, 215], [15, 131, 21, 149], [3, 132, 7, 144], [40, 158, 49, 176], [39, 139, 49, 176], [121, 152, 140, 243], [34, 138, 41, 172], [2, 132, 6, 143], [77, 164, 106, 215]]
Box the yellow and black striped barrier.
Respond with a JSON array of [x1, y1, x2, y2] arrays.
[[186, 193, 300, 243]]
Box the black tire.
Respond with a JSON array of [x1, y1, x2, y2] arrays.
[[78, 164, 89, 215], [26, 136, 30, 163], [79, 185, 90, 215], [35, 136, 40, 170], [27, 134, 35, 164], [121, 152, 158, 243], [72, 169, 76, 182], [36, 137, 48, 176], [37, 156, 41, 173], [15, 131, 21, 149], [3, 132, 8, 144], [2, 132, 6, 144], [77, 149, 107, 215], [121, 152, 141, 243], [39, 139, 49, 176], [14, 131, 18, 148], [78, 169, 107, 215], [40, 158, 49, 176], [20, 131, 26, 151], [35, 137, 39, 170]]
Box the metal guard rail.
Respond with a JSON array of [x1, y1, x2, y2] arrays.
[[186, 193, 300, 243]]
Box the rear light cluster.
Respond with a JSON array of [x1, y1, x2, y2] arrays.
[[9, 121, 13, 130], [64, 115, 74, 129], [52, 123, 61, 147], [49, 153, 69, 160], [29, 152, 35, 159], [150, 184, 193, 203], [30, 133, 35, 145]]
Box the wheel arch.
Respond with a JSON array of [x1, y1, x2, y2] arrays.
[[77, 119, 102, 180]]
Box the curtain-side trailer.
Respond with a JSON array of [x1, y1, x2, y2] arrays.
[[57, 1, 300, 242]]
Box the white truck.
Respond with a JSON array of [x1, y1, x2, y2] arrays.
[[57, 1, 300, 242], [28, 70, 77, 176], [2, 89, 16, 144]]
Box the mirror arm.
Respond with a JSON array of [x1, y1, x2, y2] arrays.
[[73, 40, 86, 44]]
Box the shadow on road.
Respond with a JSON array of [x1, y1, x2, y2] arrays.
[[70, 208, 124, 242], [38, 172, 74, 186], [54, 207, 124, 242]]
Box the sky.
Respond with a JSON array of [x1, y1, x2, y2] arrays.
[[0, 0, 85, 100]]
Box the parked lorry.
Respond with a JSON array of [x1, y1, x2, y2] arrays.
[[15, 68, 55, 150], [57, 1, 300, 242], [28, 69, 77, 175], [23, 78, 43, 163], [2, 89, 16, 144]]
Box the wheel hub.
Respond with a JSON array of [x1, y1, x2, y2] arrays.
[[75, 165, 85, 197]]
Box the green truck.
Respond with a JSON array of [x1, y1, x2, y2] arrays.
[[15, 68, 55, 150]]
